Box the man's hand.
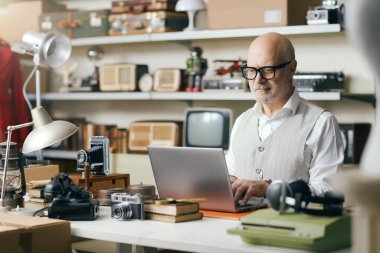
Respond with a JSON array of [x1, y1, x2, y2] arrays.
[[231, 179, 270, 205]]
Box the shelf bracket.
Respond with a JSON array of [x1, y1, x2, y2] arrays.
[[342, 94, 376, 108]]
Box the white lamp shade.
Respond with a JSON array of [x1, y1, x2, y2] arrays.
[[175, 0, 206, 11], [22, 106, 78, 153], [21, 31, 72, 68]]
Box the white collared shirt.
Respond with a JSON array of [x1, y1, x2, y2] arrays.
[[226, 89, 344, 196]]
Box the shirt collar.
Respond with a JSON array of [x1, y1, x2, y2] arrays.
[[253, 88, 301, 117]]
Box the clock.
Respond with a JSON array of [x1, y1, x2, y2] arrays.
[[138, 73, 154, 92]]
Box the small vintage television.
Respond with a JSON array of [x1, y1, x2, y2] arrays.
[[184, 108, 233, 150], [99, 63, 148, 91]]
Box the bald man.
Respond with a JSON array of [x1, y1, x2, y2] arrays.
[[226, 33, 344, 205]]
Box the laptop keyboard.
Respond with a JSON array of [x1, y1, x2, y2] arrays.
[[236, 197, 267, 211]]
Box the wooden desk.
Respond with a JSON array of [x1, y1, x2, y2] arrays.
[[68, 207, 351, 253]]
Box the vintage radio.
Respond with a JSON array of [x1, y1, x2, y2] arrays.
[[108, 11, 188, 35], [111, 0, 178, 14], [40, 10, 109, 38], [339, 123, 371, 164], [293, 72, 345, 92], [128, 121, 182, 153], [153, 68, 185, 92], [202, 77, 248, 92], [99, 64, 148, 91]]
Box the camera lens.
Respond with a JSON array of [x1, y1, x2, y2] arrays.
[[77, 150, 88, 165], [111, 202, 132, 220]]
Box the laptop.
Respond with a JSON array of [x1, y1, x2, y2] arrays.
[[147, 146, 266, 213]]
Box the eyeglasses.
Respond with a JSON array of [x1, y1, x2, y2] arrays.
[[240, 61, 292, 81]]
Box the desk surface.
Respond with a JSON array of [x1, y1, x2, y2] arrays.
[[68, 207, 350, 253]]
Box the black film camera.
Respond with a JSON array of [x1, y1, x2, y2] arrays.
[[111, 193, 144, 220], [306, 0, 344, 27], [44, 173, 99, 220], [77, 136, 110, 175]]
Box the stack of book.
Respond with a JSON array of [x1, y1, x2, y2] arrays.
[[25, 187, 50, 208], [144, 202, 202, 223]]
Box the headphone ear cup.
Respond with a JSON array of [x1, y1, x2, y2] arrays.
[[288, 179, 312, 212], [266, 180, 292, 211]]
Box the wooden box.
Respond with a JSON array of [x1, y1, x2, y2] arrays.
[[70, 173, 130, 198], [111, 0, 178, 14], [39, 10, 109, 38]]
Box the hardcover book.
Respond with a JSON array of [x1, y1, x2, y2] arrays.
[[144, 202, 199, 216], [145, 212, 203, 223]]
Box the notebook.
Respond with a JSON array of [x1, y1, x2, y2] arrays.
[[147, 146, 266, 213]]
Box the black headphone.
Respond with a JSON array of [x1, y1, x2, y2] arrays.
[[266, 179, 344, 216]]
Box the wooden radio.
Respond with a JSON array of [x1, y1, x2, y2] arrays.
[[99, 63, 148, 91], [128, 121, 183, 153], [153, 68, 184, 92]]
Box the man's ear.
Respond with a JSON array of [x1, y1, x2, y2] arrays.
[[290, 59, 297, 74]]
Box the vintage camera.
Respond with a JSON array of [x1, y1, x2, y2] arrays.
[[44, 173, 99, 221], [77, 136, 110, 175], [111, 193, 144, 220], [306, 0, 344, 26]]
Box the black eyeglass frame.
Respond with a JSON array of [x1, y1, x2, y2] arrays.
[[240, 60, 293, 81]]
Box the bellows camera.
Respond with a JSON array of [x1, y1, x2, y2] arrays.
[[306, 0, 344, 26], [77, 136, 110, 175], [44, 173, 99, 221], [111, 193, 144, 220]]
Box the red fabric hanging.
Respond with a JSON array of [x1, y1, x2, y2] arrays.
[[0, 38, 30, 149]]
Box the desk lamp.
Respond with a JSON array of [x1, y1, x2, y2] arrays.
[[11, 31, 71, 108], [0, 31, 78, 211], [0, 107, 78, 210], [175, 0, 206, 31]]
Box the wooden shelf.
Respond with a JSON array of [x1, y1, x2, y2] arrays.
[[28, 91, 341, 101], [71, 24, 342, 46]]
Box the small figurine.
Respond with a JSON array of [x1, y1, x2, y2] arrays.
[[185, 46, 208, 92]]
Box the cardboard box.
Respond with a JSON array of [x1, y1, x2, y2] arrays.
[[0, 1, 66, 42], [207, 0, 321, 30], [24, 164, 59, 183], [0, 213, 71, 253]]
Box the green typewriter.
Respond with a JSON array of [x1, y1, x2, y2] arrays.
[[228, 208, 351, 252]]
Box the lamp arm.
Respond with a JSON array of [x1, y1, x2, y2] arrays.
[[1, 122, 33, 207], [22, 65, 37, 111]]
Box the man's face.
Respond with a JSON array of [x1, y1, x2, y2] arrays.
[[247, 46, 295, 106]]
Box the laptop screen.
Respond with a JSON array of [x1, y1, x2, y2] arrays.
[[148, 146, 240, 212]]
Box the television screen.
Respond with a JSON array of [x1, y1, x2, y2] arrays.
[[184, 108, 232, 150]]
